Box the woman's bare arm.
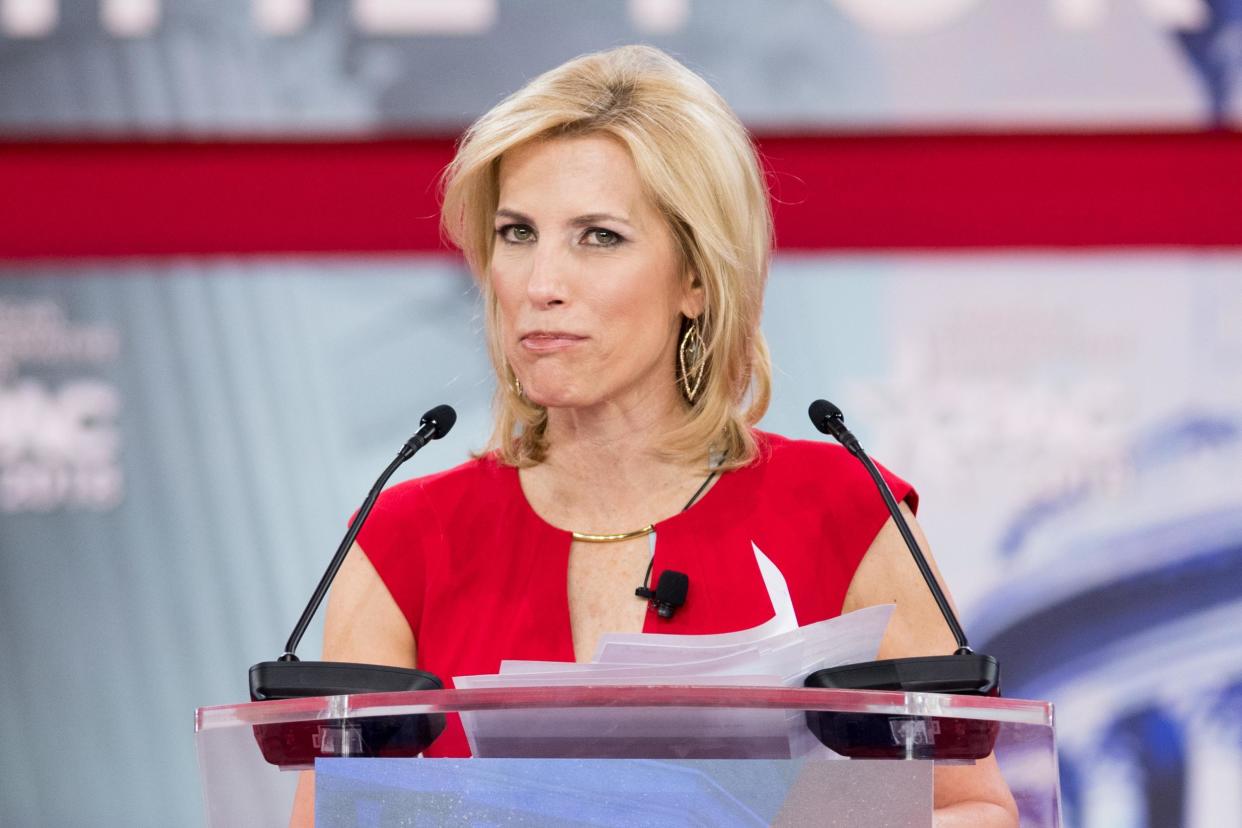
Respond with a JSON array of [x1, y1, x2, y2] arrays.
[[289, 542, 417, 828], [842, 503, 1019, 828]]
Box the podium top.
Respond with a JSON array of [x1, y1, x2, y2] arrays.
[[195, 685, 1061, 827], [196, 684, 1053, 732]]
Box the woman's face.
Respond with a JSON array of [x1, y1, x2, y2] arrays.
[[490, 134, 702, 413]]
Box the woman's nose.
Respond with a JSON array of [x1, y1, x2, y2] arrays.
[[526, 246, 570, 307]]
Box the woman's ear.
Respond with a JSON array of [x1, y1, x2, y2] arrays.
[[680, 269, 706, 319]]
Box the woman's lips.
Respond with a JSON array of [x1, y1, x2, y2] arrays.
[[520, 332, 587, 352]]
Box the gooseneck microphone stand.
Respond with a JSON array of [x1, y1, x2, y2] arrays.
[[249, 404, 456, 702], [803, 399, 1001, 760]]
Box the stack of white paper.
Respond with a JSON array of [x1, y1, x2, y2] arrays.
[[453, 543, 895, 758], [456, 602, 894, 691]]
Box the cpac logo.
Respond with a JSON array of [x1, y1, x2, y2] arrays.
[[0, 0, 1209, 38], [0, 379, 123, 512]]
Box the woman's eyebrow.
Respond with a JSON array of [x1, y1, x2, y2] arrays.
[[494, 208, 635, 229], [569, 212, 633, 228], [494, 208, 534, 224]]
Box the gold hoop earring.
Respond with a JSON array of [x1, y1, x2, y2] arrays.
[[679, 317, 706, 403]]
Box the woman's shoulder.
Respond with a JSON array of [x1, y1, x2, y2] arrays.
[[357, 454, 512, 554], [748, 428, 918, 513], [377, 453, 509, 508], [751, 429, 859, 474]]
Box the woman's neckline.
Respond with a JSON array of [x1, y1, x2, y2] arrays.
[[505, 451, 742, 538]]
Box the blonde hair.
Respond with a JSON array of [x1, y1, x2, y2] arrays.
[[441, 45, 772, 470]]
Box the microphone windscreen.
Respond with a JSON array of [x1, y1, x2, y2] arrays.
[[808, 399, 842, 434], [654, 570, 689, 607], [420, 404, 457, 439]]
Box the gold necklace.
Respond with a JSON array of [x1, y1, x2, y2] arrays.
[[571, 525, 655, 544], [567, 463, 721, 544]]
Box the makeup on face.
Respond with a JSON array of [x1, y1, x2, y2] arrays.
[[489, 134, 698, 410]]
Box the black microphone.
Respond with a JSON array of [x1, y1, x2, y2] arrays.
[[808, 399, 971, 652], [398, 403, 457, 459], [635, 569, 689, 619], [247, 405, 455, 767], [804, 399, 1000, 761], [808, 399, 861, 454]]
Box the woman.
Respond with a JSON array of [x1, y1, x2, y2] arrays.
[[301, 45, 1018, 826]]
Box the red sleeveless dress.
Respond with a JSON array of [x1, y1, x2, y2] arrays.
[[357, 430, 916, 757]]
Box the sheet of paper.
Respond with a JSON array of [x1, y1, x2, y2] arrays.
[[468, 603, 895, 688], [452, 539, 898, 759], [594, 603, 894, 673], [459, 650, 769, 687]]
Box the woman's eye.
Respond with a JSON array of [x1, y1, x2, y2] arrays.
[[584, 228, 622, 247], [497, 224, 535, 243]]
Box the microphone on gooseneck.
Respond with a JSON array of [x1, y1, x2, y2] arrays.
[[807, 399, 862, 455], [809, 399, 978, 656], [803, 399, 1001, 760], [248, 404, 457, 703]]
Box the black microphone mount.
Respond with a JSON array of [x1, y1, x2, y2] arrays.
[[246, 405, 456, 769], [803, 399, 1000, 761], [249, 404, 457, 703]]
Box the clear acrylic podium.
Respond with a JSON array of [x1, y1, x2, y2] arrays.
[[196, 685, 1060, 826]]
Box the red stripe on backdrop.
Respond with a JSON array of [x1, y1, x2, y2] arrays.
[[0, 139, 456, 260], [0, 131, 1239, 260]]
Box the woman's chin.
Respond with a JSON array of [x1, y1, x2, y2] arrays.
[[525, 390, 588, 410], [521, 380, 605, 411], [522, 374, 675, 413]]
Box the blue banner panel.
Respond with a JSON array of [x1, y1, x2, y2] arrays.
[[314, 757, 932, 827]]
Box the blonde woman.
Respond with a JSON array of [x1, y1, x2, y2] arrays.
[[302, 45, 1018, 826]]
